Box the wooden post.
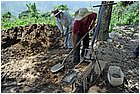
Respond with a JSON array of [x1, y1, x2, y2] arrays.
[[97, 1, 114, 41]]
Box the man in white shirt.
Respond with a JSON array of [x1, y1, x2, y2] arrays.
[[52, 9, 73, 49]]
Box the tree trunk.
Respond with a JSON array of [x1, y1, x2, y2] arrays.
[[97, 1, 114, 41]]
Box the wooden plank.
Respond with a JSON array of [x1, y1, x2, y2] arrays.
[[77, 62, 95, 80], [93, 3, 117, 7]]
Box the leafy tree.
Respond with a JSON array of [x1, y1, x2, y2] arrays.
[[54, 4, 69, 11], [110, 1, 139, 29], [2, 11, 12, 19], [39, 12, 51, 18], [19, 3, 39, 18], [1, 11, 17, 29], [119, 1, 135, 7]]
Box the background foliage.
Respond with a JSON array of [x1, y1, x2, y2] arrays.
[[1, 1, 139, 31], [110, 1, 139, 31]]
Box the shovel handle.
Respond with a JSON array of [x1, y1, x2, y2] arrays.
[[62, 29, 94, 65], [54, 31, 72, 44]]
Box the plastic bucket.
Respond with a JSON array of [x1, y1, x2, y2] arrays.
[[107, 66, 124, 86]]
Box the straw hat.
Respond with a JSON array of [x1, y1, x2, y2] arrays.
[[75, 8, 93, 20]]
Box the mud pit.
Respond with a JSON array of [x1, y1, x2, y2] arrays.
[[1, 24, 139, 93]]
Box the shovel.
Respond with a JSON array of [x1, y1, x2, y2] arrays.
[[51, 31, 90, 73], [54, 31, 72, 44]]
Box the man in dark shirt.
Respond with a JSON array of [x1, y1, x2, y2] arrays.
[[72, 8, 97, 64]]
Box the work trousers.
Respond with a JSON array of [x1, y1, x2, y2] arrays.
[[73, 33, 89, 64], [64, 27, 73, 48]]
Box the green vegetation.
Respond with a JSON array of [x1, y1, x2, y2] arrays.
[[1, 2, 139, 30], [54, 4, 69, 11], [1, 3, 53, 29], [1, 3, 70, 30], [110, 1, 139, 31], [18, 3, 39, 18]]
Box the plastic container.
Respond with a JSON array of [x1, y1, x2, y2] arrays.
[[107, 66, 124, 86]]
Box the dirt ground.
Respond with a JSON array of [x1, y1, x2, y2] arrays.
[[1, 24, 139, 93]]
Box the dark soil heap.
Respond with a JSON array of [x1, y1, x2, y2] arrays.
[[1, 24, 72, 93], [1, 24, 62, 64]]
